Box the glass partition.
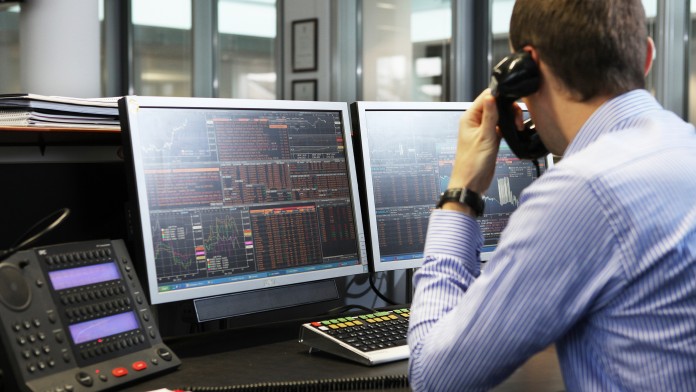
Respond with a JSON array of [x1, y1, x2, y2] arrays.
[[0, 5, 21, 94], [131, 0, 193, 96], [361, 0, 452, 101], [217, 0, 277, 99]]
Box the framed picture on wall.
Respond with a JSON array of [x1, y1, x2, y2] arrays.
[[292, 79, 317, 101], [292, 18, 318, 72]]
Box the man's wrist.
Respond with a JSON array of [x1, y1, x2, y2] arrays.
[[436, 188, 485, 217], [439, 201, 478, 217]]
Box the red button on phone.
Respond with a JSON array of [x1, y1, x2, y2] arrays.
[[112, 367, 128, 377], [132, 361, 148, 371]]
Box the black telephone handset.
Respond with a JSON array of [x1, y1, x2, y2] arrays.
[[489, 51, 549, 160]]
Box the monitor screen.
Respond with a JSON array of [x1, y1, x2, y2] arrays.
[[120, 97, 368, 305], [351, 101, 549, 272]]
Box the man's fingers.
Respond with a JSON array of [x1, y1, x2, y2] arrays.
[[481, 95, 499, 135]]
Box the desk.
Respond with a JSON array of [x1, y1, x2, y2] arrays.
[[0, 127, 565, 391], [122, 322, 565, 392]]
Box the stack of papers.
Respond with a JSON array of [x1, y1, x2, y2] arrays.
[[0, 93, 121, 130]]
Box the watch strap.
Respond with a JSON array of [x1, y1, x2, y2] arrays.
[[436, 188, 485, 217]]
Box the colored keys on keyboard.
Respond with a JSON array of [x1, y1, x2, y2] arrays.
[[299, 309, 411, 366]]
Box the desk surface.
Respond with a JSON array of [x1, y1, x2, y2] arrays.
[[122, 322, 565, 392]]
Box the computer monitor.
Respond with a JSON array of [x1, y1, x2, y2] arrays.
[[350, 101, 549, 272], [119, 96, 368, 319]]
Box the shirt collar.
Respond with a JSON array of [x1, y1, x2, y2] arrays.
[[563, 89, 663, 158]]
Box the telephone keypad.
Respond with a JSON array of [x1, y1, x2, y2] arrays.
[[10, 314, 59, 377]]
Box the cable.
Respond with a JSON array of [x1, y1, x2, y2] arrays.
[[325, 304, 377, 316], [0, 208, 70, 262], [179, 374, 409, 392], [343, 274, 373, 299], [369, 272, 398, 306], [370, 273, 384, 308]]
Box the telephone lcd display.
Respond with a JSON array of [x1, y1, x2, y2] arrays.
[[68, 311, 139, 344], [48, 262, 121, 290]]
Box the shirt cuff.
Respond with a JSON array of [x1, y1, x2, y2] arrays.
[[423, 209, 483, 266]]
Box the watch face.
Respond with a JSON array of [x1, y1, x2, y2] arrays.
[[436, 189, 461, 208]]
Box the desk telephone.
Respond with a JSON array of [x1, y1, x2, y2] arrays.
[[490, 51, 549, 160], [0, 239, 180, 392]]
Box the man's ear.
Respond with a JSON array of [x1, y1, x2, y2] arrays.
[[645, 37, 655, 76], [522, 45, 539, 64]]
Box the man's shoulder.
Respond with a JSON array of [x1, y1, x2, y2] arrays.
[[555, 112, 696, 181]]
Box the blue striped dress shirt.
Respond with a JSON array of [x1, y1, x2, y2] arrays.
[[408, 89, 696, 391]]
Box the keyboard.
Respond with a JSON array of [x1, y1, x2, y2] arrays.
[[299, 308, 410, 366]]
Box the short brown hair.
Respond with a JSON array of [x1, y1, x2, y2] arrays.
[[509, 0, 647, 101]]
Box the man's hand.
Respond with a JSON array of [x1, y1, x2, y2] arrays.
[[441, 90, 502, 214]]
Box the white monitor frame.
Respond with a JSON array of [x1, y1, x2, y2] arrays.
[[120, 96, 368, 304], [351, 101, 551, 272]]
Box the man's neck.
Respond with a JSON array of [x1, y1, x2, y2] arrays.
[[553, 94, 611, 152]]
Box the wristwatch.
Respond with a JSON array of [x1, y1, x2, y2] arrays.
[[436, 188, 485, 217]]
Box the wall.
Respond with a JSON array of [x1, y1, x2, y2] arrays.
[[283, 0, 331, 101], [19, 0, 100, 97]]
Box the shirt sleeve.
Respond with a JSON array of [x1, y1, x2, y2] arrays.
[[408, 169, 624, 391]]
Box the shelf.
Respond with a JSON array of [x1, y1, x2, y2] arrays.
[[0, 126, 123, 163], [0, 126, 121, 147]]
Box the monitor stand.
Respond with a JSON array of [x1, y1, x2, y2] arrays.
[[192, 279, 340, 322]]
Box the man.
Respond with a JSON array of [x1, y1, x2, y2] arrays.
[[407, 1, 696, 391]]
